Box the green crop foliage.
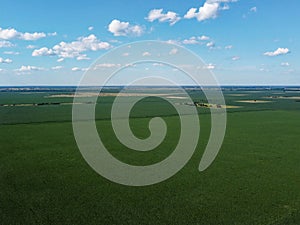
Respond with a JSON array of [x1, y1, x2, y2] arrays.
[[0, 89, 300, 224]]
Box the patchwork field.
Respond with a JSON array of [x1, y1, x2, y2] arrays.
[[0, 87, 300, 224]]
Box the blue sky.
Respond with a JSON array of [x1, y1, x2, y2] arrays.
[[0, 0, 299, 85]]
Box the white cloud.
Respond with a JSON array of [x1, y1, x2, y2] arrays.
[[32, 34, 111, 60], [146, 9, 180, 25], [250, 7, 257, 13], [57, 58, 64, 62], [0, 40, 14, 48], [142, 51, 151, 56], [94, 63, 121, 69], [281, 62, 290, 67], [109, 39, 122, 43], [21, 32, 46, 40], [232, 56, 240, 61], [206, 41, 215, 48], [0, 28, 18, 40], [184, 8, 198, 19], [199, 35, 210, 41], [0, 27, 47, 41], [165, 39, 181, 45], [71, 67, 81, 71], [184, 3, 219, 21], [108, 19, 143, 36], [204, 63, 215, 69], [108, 20, 129, 36], [124, 63, 135, 68], [182, 37, 199, 45], [26, 45, 36, 49], [76, 54, 90, 61], [0, 57, 12, 64], [221, 4, 230, 10], [207, 0, 237, 3], [122, 52, 129, 57], [169, 48, 178, 55], [259, 68, 270, 72], [184, 0, 237, 22], [32, 47, 55, 56], [225, 45, 233, 49], [165, 36, 211, 46], [182, 36, 211, 45], [53, 35, 111, 56], [153, 63, 163, 66], [3, 51, 20, 55], [51, 66, 63, 70], [71, 67, 87, 72], [17, 65, 44, 72], [264, 48, 290, 57], [48, 32, 57, 36], [88, 26, 94, 31]]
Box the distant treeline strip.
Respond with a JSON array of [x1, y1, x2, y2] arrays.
[[0, 108, 275, 126]]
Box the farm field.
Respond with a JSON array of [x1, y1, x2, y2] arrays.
[[0, 87, 300, 225]]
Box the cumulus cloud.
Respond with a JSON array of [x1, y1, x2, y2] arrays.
[[48, 32, 57, 36], [52, 35, 111, 57], [250, 7, 257, 13], [264, 48, 290, 57], [16, 65, 44, 72], [165, 39, 181, 45], [204, 63, 215, 69], [221, 4, 230, 10], [21, 32, 46, 40], [184, 0, 237, 22], [3, 51, 19, 55], [259, 67, 270, 72], [32, 34, 111, 60], [94, 63, 122, 69], [52, 66, 63, 70], [71, 67, 88, 72], [281, 62, 290, 67], [232, 56, 240, 61], [207, 0, 238, 3], [146, 9, 180, 25], [32, 47, 55, 56], [225, 45, 233, 49], [182, 37, 199, 45], [0, 57, 12, 64], [184, 3, 219, 21], [142, 51, 151, 56], [199, 35, 210, 41], [181, 36, 211, 45], [206, 41, 215, 48], [0, 40, 14, 48], [26, 45, 36, 49], [88, 26, 94, 31], [164, 36, 211, 46], [0, 27, 47, 40], [71, 67, 81, 71], [76, 54, 90, 61], [169, 48, 178, 55], [108, 19, 144, 36], [0, 28, 18, 40], [57, 58, 64, 62]]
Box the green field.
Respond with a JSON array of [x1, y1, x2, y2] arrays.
[[0, 87, 300, 224]]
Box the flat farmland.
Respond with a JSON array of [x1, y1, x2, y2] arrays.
[[0, 88, 300, 224]]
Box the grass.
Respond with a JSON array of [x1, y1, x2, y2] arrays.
[[0, 89, 300, 224]]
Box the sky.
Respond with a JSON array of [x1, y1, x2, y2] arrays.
[[0, 0, 299, 86]]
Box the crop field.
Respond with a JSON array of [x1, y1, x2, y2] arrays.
[[0, 87, 300, 225]]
